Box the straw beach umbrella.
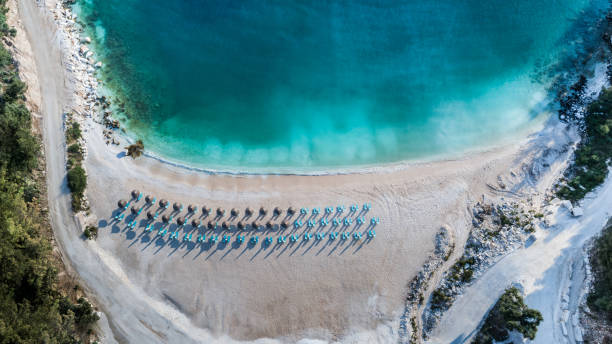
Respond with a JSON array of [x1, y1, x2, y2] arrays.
[[159, 199, 168, 207], [118, 199, 127, 208], [222, 221, 229, 229], [259, 207, 267, 216], [202, 206, 211, 215], [131, 189, 139, 199], [281, 221, 289, 229], [245, 207, 254, 216], [130, 206, 138, 214], [177, 217, 185, 226], [207, 221, 215, 229], [237, 221, 245, 230], [252, 221, 260, 229], [145, 195, 152, 203], [162, 214, 169, 223], [266, 221, 273, 229], [191, 219, 201, 228], [173, 202, 182, 211], [217, 208, 225, 216], [188, 204, 195, 213], [273, 207, 282, 216], [231, 208, 239, 217], [287, 207, 296, 215], [146, 211, 154, 220]]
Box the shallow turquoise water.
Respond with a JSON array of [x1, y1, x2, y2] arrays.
[[76, 0, 609, 171]]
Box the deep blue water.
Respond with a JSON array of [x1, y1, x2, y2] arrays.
[[75, 0, 609, 171]]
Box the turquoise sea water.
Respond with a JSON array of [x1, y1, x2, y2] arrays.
[[75, 0, 609, 171]]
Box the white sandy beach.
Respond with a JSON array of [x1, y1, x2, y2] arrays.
[[8, 0, 604, 343]]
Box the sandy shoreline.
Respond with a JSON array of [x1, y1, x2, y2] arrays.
[[9, 1, 601, 343]]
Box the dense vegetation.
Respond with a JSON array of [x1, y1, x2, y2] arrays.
[[65, 118, 86, 211], [557, 86, 612, 202], [473, 287, 543, 343], [588, 219, 612, 318], [0, 1, 98, 342]]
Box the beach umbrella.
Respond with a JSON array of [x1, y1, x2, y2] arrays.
[[173, 202, 181, 211], [159, 199, 167, 207], [266, 221, 273, 229], [118, 199, 127, 208], [237, 221, 245, 230], [207, 221, 215, 229], [245, 207, 253, 216], [177, 217, 185, 225], [191, 219, 201, 228], [131, 189, 139, 199], [162, 214, 169, 223], [202, 206, 211, 215], [130, 206, 137, 214], [145, 195, 152, 203], [217, 208, 225, 216], [231, 208, 239, 217], [281, 221, 289, 229], [252, 221, 260, 229], [146, 211, 154, 220], [287, 207, 296, 215], [259, 207, 267, 216], [222, 221, 229, 229], [273, 207, 282, 216], [188, 204, 195, 213]]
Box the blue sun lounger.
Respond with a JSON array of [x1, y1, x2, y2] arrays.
[[370, 217, 381, 225], [303, 233, 312, 241], [236, 235, 244, 243], [197, 234, 205, 242], [300, 207, 308, 215], [332, 218, 340, 226], [353, 232, 362, 240], [336, 205, 345, 213], [183, 233, 192, 242], [290, 234, 298, 242], [145, 224, 152, 232], [350, 204, 358, 212], [329, 232, 338, 240], [222, 235, 231, 243], [265, 237, 273, 245], [312, 207, 320, 215], [325, 207, 333, 214], [307, 220, 315, 228], [250, 236, 259, 244], [341, 232, 349, 240], [137, 192, 142, 201], [320, 218, 328, 226], [368, 230, 376, 238], [294, 219, 303, 228], [210, 235, 218, 243], [278, 236, 286, 243], [363, 203, 371, 211], [315, 233, 325, 240], [343, 218, 352, 226]]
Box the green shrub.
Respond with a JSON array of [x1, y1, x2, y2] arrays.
[[83, 225, 98, 240], [558, 87, 612, 202], [588, 220, 612, 318], [67, 165, 86, 196], [66, 121, 81, 143], [474, 287, 543, 343], [67, 143, 81, 155]]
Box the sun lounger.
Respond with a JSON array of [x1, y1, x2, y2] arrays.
[[300, 207, 308, 215], [303, 233, 312, 241]]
